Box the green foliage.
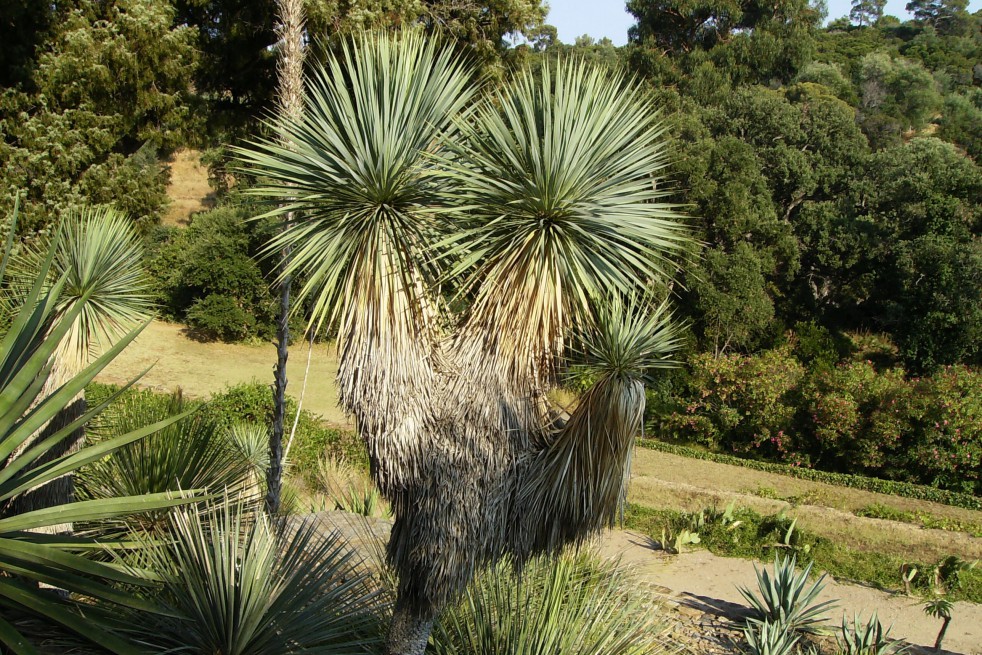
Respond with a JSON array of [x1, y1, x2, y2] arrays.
[[0, 0, 197, 231], [0, 205, 196, 652], [855, 504, 982, 537], [125, 500, 385, 654], [313, 457, 390, 518], [430, 552, 665, 655], [78, 389, 256, 526], [836, 612, 908, 655], [202, 382, 366, 480], [626, 502, 982, 602], [145, 203, 279, 341], [743, 619, 800, 655], [667, 347, 805, 458]]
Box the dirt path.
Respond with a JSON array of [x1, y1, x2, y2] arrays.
[[599, 531, 982, 655]]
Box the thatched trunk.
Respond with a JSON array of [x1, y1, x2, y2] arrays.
[[386, 598, 435, 655], [350, 325, 646, 654]]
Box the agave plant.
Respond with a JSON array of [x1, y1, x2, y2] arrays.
[[237, 31, 689, 655], [743, 619, 800, 655], [837, 612, 909, 655], [0, 203, 196, 652], [739, 554, 837, 635], [128, 500, 385, 655], [430, 551, 666, 655]]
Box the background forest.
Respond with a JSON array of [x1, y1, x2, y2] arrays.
[[1, 0, 980, 494]]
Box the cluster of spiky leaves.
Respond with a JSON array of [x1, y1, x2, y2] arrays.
[[430, 551, 666, 655], [837, 612, 909, 655], [127, 501, 385, 655], [237, 30, 689, 635], [740, 554, 837, 636], [446, 62, 687, 384], [6, 206, 153, 374], [79, 391, 258, 530], [0, 203, 195, 654]]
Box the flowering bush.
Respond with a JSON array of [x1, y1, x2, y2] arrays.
[[909, 366, 982, 494]]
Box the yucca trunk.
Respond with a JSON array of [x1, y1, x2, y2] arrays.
[[6, 365, 85, 532]]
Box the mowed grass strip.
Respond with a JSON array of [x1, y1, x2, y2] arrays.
[[96, 320, 351, 427], [628, 448, 982, 569]]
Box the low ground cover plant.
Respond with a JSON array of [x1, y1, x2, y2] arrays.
[[625, 503, 982, 603]]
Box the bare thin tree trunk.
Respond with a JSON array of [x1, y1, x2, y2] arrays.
[[934, 616, 951, 651], [266, 0, 305, 516]]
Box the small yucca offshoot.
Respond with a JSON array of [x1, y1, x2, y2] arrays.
[[567, 297, 684, 387], [837, 611, 909, 655], [739, 554, 836, 635]]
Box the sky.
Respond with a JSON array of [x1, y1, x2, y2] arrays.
[[544, 0, 982, 47]]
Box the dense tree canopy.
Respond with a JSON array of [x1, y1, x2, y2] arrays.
[[1, 0, 979, 491]]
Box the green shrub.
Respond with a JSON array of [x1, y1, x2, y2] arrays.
[[79, 389, 255, 530], [802, 361, 912, 477], [203, 382, 366, 483], [186, 293, 259, 341], [665, 346, 805, 460], [430, 551, 666, 655], [144, 203, 278, 341], [908, 366, 982, 495]]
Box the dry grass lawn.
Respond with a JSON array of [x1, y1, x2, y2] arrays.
[[163, 149, 215, 226], [98, 321, 982, 564], [96, 320, 351, 427]]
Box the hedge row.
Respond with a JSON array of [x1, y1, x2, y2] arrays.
[[636, 438, 982, 511]]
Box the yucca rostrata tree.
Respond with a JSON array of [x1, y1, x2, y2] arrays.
[[6, 206, 153, 521], [237, 32, 690, 655]]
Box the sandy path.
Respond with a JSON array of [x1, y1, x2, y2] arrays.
[[600, 530, 982, 655]]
